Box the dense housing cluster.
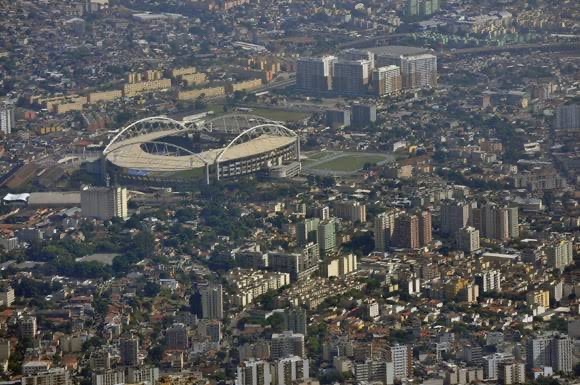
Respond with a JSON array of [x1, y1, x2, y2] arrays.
[[0, 1, 579, 385]]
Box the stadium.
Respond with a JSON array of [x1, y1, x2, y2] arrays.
[[102, 114, 301, 186]]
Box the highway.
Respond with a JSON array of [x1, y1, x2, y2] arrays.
[[439, 41, 580, 60], [256, 78, 296, 91], [336, 32, 579, 57], [337, 33, 412, 49]]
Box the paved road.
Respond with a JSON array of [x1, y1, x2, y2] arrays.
[[440, 41, 580, 60], [337, 33, 412, 49], [338, 33, 579, 57]]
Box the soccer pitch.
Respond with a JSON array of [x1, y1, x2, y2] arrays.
[[302, 151, 393, 175]]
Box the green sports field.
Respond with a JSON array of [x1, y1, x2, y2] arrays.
[[205, 104, 309, 122], [312, 155, 388, 172], [249, 108, 309, 122], [302, 150, 393, 174]]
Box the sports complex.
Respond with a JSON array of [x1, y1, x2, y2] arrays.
[[103, 114, 300, 186]]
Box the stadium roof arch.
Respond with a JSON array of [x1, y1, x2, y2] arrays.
[[104, 116, 187, 155], [103, 114, 300, 184]]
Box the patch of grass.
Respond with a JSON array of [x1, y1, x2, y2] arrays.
[[204, 105, 309, 122], [171, 167, 206, 179], [311, 154, 388, 172], [303, 151, 333, 160], [249, 108, 309, 122], [206, 104, 227, 116], [395, 152, 410, 161]]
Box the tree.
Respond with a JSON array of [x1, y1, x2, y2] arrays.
[[233, 90, 246, 101], [175, 207, 196, 223], [8, 337, 32, 374], [146, 344, 164, 365], [532, 377, 561, 385], [194, 98, 207, 110], [115, 111, 135, 125], [256, 290, 277, 310], [322, 176, 335, 188], [307, 335, 320, 355], [267, 313, 285, 333], [13, 278, 61, 298], [143, 282, 161, 298], [82, 336, 104, 352], [93, 296, 109, 316], [343, 231, 374, 256], [319, 370, 344, 384], [363, 162, 374, 171], [365, 278, 382, 293], [125, 215, 142, 230], [133, 231, 155, 258], [112, 254, 140, 276], [199, 41, 211, 53], [190, 290, 203, 318], [548, 317, 567, 333]]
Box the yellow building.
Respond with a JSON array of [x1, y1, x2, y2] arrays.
[[177, 86, 225, 101], [144, 69, 163, 81], [55, 101, 84, 114], [321, 254, 358, 278], [88, 90, 122, 104], [37, 95, 65, 107], [322, 259, 340, 278], [444, 278, 469, 300], [181, 73, 208, 86], [47, 96, 86, 113], [40, 95, 86, 110], [30, 94, 88, 114], [159, 373, 207, 385], [248, 57, 282, 72], [127, 72, 141, 83], [226, 78, 263, 94], [37, 126, 63, 135], [123, 78, 171, 97], [126, 70, 163, 83], [526, 289, 550, 308], [460, 283, 480, 304], [170, 67, 197, 78]]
